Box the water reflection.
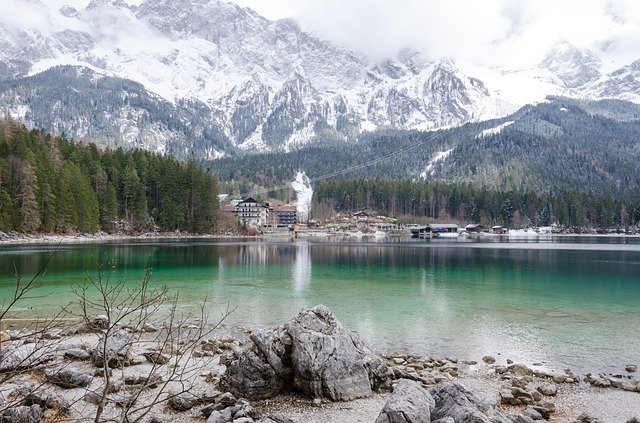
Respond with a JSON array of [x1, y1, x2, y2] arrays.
[[1, 239, 639, 374], [292, 242, 312, 293]]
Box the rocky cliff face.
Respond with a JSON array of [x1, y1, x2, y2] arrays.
[[0, 0, 639, 157]]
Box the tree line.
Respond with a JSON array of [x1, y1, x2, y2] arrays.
[[0, 119, 219, 234], [313, 179, 640, 230]]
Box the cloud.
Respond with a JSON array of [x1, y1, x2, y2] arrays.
[[234, 0, 640, 68], [0, 0, 51, 32]]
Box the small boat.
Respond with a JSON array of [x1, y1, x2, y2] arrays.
[[373, 230, 387, 237]]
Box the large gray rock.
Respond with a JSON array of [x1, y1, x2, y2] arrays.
[[1, 405, 42, 423], [375, 379, 435, 423], [223, 347, 287, 400], [431, 383, 510, 423], [93, 330, 132, 368], [223, 305, 392, 401], [45, 367, 92, 389], [284, 306, 373, 400]]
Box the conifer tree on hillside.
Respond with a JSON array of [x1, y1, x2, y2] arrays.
[[0, 118, 220, 234]]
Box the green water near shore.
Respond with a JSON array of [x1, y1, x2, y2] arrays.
[[1, 237, 639, 374]]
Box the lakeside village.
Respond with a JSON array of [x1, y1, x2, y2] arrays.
[[221, 197, 563, 238]]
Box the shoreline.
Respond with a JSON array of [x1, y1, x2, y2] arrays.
[[0, 314, 638, 423], [1, 231, 639, 247]]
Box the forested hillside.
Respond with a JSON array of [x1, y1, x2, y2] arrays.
[[213, 98, 640, 197], [0, 119, 219, 234], [314, 180, 640, 230]]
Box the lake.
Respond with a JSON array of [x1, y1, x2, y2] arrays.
[[1, 236, 639, 375]]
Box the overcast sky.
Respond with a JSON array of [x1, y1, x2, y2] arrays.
[[234, 0, 640, 68]]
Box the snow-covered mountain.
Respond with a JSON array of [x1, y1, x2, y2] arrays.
[[0, 0, 639, 157]]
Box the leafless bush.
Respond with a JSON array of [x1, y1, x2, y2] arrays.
[[71, 259, 232, 423], [1, 254, 233, 423]]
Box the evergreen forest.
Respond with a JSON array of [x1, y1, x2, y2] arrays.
[[0, 119, 219, 234], [313, 180, 640, 230]]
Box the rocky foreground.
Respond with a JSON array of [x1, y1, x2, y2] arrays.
[[0, 306, 638, 423]]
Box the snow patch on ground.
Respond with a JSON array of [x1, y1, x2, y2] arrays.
[[420, 148, 455, 178], [292, 171, 313, 222], [205, 147, 225, 160], [238, 126, 269, 152], [284, 124, 316, 152], [476, 121, 514, 138], [359, 121, 377, 133], [7, 104, 30, 121]]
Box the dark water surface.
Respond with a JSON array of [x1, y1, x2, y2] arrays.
[[1, 236, 639, 374]]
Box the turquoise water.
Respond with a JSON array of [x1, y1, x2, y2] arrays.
[[1, 237, 639, 374]]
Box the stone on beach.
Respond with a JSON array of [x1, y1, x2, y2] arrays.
[[482, 355, 496, 364], [1, 405, 42, 423], [45, 367, 93, 389], [0, 343, 55, 373], [168, 391, 199, 411], [375, 379, 435, 423], [92, 329, 132, 368], [431, 383, 510, 423]]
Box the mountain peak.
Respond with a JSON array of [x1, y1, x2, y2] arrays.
[[540, 43, 601, 89]]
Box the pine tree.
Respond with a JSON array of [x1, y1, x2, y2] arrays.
[[11, 157, 41, 233]]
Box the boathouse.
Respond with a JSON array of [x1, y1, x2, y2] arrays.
[[465, 224, 485, 233]]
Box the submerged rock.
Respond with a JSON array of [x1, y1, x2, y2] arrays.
[[375, 379, 435, 423]]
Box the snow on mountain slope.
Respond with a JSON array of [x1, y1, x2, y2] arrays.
[[476, 121, 514, 139], [420, 148, 455, 179], [0, 0, 639, 157]]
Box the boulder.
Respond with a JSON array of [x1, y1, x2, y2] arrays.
[[1, 405, 42, 423], [522, 406, 544, 421], [168, 392, 199, 412], [124, 373, 163, 388], [207, 409, 233, 423], [75, 315, 109, 333], [63, 348, 91, 361], [223, 348, 287, 400], [142, 351, 170, 365], [222, 305, 391, 401], [13, 386, 70, 414], [626, 365, 637, 373], [431, 383, 510, 423], [509, 363, 533, 376], [93, 330, 132, 368], [482, 356, 496, 364], [284, 306, 374, 400], [506, 414, 536, 423], [45, 367, 93, 389], [577, 413, 603, 423], [0, 344, 54, 373], [257, 416, 294, 423], [375, 379, 435, 423]]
